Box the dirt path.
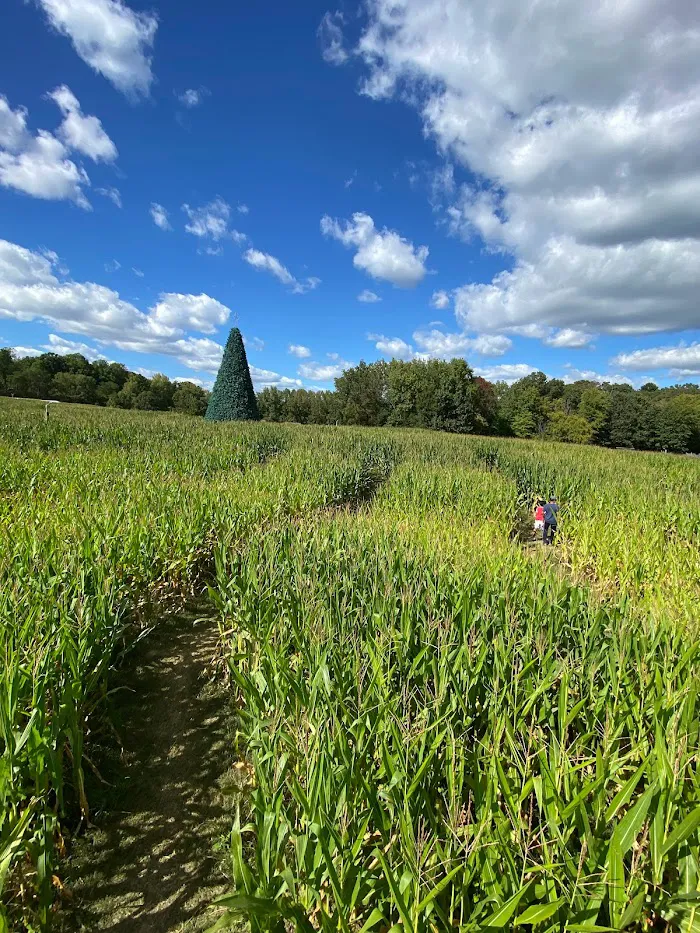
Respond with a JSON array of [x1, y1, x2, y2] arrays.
[[59, 609, 233, 933]]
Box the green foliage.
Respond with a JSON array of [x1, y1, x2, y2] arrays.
[[1, 348, 206, 414], [547, 410, 594, 444], [210, 440, 700, 933], [172, 381, 208, 416], [1, 399, 699, 930], [578, 387, 611, 443], [206, 328, 259, 422], [336, 360, 389, 426]]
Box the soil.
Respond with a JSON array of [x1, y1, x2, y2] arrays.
[[57, 608, 235, 933]]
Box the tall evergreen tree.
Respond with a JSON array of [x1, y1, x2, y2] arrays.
[[206, 327, 259, 421]]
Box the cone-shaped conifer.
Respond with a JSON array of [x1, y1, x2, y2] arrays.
[[205, 327, 259, 421]]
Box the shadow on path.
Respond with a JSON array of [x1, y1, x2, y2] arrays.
[[59, 609, 233, 933]]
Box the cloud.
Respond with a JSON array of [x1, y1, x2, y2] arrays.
[[251, 366, 302, 389], [48, 85, 117, 161], [473, 363, 538, 384], [298, 356, 353, 381], [413, 329, 512, 359], [132, 267, 144, 277], [430, 290, 450, 310], [612, 342, 700, 376], [0, 128, 90, 208], [0, 237, 235, 375], [358, 289, 381, 303], [173, 375, 211, 388], [237, 203, 249, 215], [243, 248, 293, 285], [368, 333, 414, 360], [354, 0, 700, 338], [182, 197, 246, 245], [150, 202, 171, 230], [0, 239, 59, 286], [454, 238, 700, 336], [563, 366, 634, 385], [104, 259, 121, 272], [36, 0, 158, 96], [288, 344, 311, 358], [183, 197, 229, 240], [543, 328, 594, 349], [344, 170, 357, 189], [146, 293, 230, 335], [43, 333, 106, 360], [177, 88, 208, 108], [243, 248, 320, 294], [321, 212, 429, 288], [246, 336, 265, 351], [96, 186, 122, 207], [0, 97, 29, 151], [11, 346, 43, 358], [367, 328, 512, 361], [0, 90, 115, 208], [318, 11, 348, 65]]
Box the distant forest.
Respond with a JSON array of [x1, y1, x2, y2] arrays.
[[0, 347, 209, 415], [261, 361, 700, 454], [3, 348, 700, 454]]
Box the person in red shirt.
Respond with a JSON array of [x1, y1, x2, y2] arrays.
[[534, 498, 545, 536]]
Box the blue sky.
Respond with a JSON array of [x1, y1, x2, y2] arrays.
[[1, 0, 700, 389]]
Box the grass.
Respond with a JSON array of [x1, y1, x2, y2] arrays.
[[0, 399, 698, 931]]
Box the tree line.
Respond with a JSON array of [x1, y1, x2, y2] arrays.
[[3, 348, 700, 453], [258, 360, 700, 454], [0, 348, 209, 415]]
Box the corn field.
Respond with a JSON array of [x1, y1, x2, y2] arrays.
[[0, 399, 699, 931]]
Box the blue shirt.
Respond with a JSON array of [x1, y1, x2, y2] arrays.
[[543, 502, 559, 524]]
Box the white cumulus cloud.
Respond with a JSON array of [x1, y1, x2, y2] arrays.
[[544, 328, 595, 349], [353, 0, 700, 339], [563, 366, 634, 386], [288, 344, 311, 358], [321, 211, 429, 288], [612, 343, 700, 376], [0, 237, 235, 376], [367, 329, 512, 361], [36, 0, 158, 96], [298, 358, 352, 381], [49, 85, 117, 161], [251, 366, 303, 389], [413, 329, 512, 359], [430, 290, 450, 310], [368, 333, 414, 360], [183, 197, 234, 241], [358, 289, 381, 303], [0, 128, 90, 208], [43, 333, 106, 360], [0, 89, 114, 208], [473, 363, 538, 384]]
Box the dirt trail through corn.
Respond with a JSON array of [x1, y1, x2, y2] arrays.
[[59, 611, 232, 933]]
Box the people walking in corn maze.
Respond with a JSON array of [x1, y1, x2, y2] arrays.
[[534, 498, 546, 536], [542, 495, 559, 545]]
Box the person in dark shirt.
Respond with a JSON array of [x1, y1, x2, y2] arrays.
[[542, 496, 559, 545]]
